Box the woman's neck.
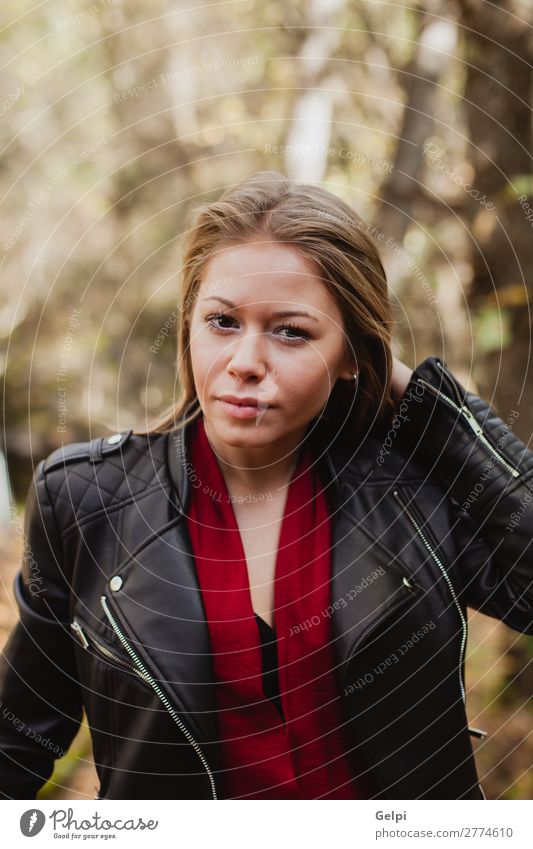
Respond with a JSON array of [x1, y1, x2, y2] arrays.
[[202, 418, 308, 498], [217, 452, 302, 499]]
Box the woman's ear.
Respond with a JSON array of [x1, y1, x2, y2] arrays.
[[338, 362, 359, 382]]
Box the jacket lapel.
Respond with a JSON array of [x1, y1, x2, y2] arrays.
[[104, 518, 219, 747]]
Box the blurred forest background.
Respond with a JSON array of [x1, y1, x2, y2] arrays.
[[0, 0, 532, 799]]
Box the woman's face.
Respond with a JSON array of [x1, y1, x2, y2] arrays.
[[188, 238, 356, 457]]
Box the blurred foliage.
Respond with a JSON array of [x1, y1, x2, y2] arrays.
[[37, 718, 95, 801]]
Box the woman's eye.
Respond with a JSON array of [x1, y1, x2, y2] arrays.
[[204, 312, 234, 331], [276, 322, 310, 343], [203, 313, 310, 344]]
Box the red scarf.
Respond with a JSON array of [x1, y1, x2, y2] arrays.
[[185, 415, 376, 799]]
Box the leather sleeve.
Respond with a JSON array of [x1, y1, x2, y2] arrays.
[[397, 355, 533, 633], [0, 462, 83, 799]]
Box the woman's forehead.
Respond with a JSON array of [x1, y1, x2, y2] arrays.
[[197, 244, 338, 316], [201, 239, 320, 278]]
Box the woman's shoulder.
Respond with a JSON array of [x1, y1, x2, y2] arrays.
[[41, 429, 134, 473], [36, 429, 170, 526]]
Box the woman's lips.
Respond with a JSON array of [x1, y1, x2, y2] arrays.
[[217, 399, 272, 420]]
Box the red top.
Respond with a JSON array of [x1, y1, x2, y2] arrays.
[[185, 415, 378, 799]]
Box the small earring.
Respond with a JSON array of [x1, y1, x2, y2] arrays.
[[353, 372, 358, 383]]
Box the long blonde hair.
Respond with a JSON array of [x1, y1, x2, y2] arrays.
[[135, 171, 396, 446]]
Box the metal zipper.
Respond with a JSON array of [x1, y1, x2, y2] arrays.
[[99, 595, 217, 800], [415, 360, 520, 478], [71, 618, 148, 679], [392, 488, 467, 704]]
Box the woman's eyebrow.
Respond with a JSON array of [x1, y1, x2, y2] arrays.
[[201, 295, 319, 322]]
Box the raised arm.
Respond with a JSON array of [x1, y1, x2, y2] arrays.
[[396, 355, 533, 633]]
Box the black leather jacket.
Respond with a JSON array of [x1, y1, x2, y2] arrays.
[[1, 356, 532, 800]]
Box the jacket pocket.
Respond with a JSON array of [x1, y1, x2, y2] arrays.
[[70, 617, 152, 690], [346, 571, 425, 662]]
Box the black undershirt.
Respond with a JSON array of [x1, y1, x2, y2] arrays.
[[254, 613, 284, 722]]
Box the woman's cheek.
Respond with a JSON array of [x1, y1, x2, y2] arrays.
[[283, 370, 328, 413], [190, 341, 218, 386]]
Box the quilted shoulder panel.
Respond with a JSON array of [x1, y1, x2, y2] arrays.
[[41, 430, 169, 531]]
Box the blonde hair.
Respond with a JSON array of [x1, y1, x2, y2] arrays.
[[136, 171, 396, 446]]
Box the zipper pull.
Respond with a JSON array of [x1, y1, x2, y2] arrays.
[[402, 575, 422, 594], [70, 619, 90, 649], [460, 405, 484, 436]]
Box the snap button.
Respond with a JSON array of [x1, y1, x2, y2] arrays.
[[110, 576, 123, 592], [107, 433, 122, 445]]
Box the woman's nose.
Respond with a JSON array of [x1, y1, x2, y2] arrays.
[[226, 330, 268, 380]]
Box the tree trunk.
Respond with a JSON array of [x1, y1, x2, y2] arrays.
[[458, 0, 533, 726]]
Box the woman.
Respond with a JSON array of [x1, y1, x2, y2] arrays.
[[0, 171, 531, 800]]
